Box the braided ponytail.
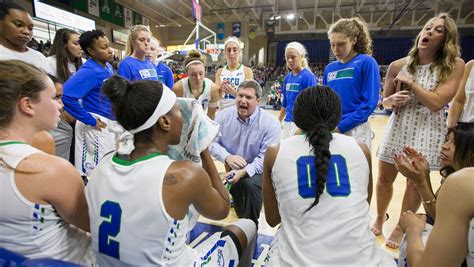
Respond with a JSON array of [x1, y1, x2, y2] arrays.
[[293, 86, 342, 211], [305, 125, 332, 211]]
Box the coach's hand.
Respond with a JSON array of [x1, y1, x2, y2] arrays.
[[225, 155, 247, 170], [225, 169, 247, 184]]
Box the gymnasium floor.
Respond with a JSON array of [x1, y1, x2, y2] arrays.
[[194, 112, 442, 266]]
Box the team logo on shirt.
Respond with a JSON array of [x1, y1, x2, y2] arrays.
[[217, 248, 224, 266], [286, 83, 300, 92], [139, 68, 158, 79], [158, 74, 165, 82], [327, 68, 354, 82]]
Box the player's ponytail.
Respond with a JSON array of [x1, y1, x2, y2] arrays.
[[102, 76, 163, 142], [293, 85, 342, 211]]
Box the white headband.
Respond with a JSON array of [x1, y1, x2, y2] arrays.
[[185, 60, 204, 69], [224, 37, 241, 49], [116, 86, 176, 154], [286, 42, 306, 56]]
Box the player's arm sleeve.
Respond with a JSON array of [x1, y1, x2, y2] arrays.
[[62, 69, 98, 126]]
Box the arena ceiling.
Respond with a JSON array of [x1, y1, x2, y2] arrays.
[[119, 0, 474, 32]]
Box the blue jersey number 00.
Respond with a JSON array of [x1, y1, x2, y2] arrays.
[[297, 154, 351, 198], [98, 200, 122, 259]]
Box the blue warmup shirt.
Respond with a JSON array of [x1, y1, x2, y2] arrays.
[[323, 53, 380, 133], [62, 59, 114, 126], [118, 56, 158, 81], [282, 68, 317, 122], [155, 62, 174, 89]]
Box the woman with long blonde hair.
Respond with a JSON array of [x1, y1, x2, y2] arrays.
[[278, 42, 317, 139], [118, 25, 158, 81], [214, 36, 253, 110]]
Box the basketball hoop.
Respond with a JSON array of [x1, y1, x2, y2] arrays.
[[210, 49, 221, 62], [205, 45, 221, 62]]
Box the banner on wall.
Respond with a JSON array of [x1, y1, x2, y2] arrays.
[[133, 12, 142, 25], [249, 25, 257, 40], [99, 0, 124, 26], [88, 0, 99, 17], [76, 0, 146, 28], [217, 23, 225, 40], [232, 22, 241, 37], [124, 7, 132, 27], [266, 20, 275, 38], [143, 17, 150, 27], [192, 0, 202, 22]]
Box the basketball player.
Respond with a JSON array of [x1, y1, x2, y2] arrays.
[[0, 60, 93, 265], [86, 76, 256, 266], [323, 17, 380, 150], [118, 25, 158, 81], [0, 1, 56, 155], [263, 86, 394, 266], [172, 49, 219, 119], [278, 42, 317, 139], [62, 29, 115, 177], [215, 36, 253, 110]]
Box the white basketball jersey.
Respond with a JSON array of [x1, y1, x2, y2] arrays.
[[86, 152, 201, 266], [0, 141, 92, 264], [219, 64, 246, 109], [182, 77, 213, 111], [268, 134, 393, 266]]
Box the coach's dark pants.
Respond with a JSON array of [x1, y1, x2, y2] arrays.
[[230, 174, 262, 226]]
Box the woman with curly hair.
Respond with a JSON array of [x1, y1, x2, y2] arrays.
[[323, 17, 380, 151]]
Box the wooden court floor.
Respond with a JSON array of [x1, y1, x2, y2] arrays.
[[200, 112, 443, 261]]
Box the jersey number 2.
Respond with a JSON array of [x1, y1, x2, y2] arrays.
[[98, 200, 122, 259], [297, 154, 351, 198]]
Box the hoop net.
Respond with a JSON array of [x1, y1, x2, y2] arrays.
[[205, 45, 221, 62]]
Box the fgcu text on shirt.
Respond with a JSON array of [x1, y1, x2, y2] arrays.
[[323, 53, 380, 133], [118, 57, 159, 81], [281, 68, 317, 122], [220, 64, 245, 100]]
